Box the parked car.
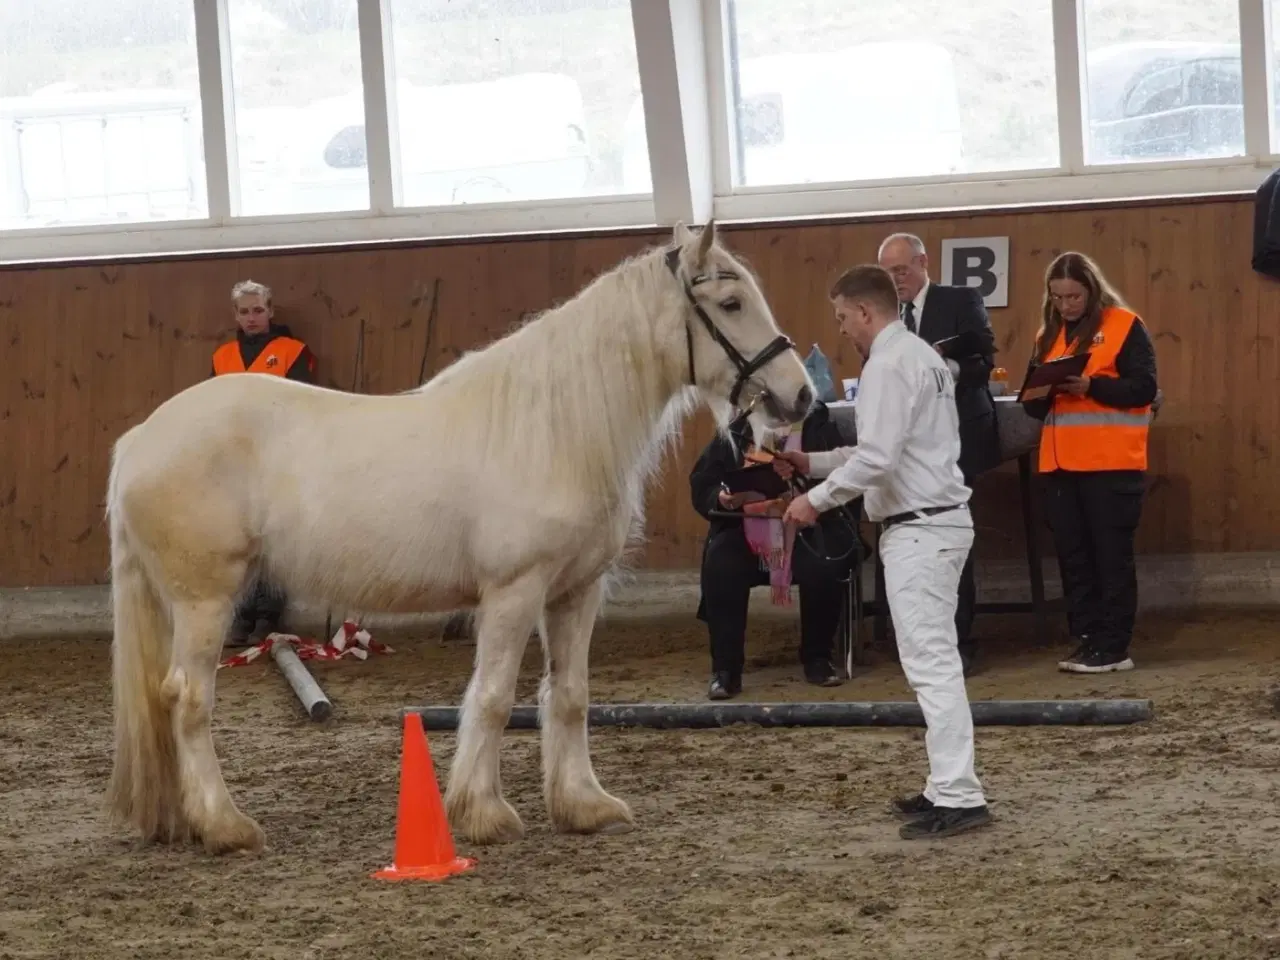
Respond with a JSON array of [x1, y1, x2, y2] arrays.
[[1085, 40, 1264, 164], [261, 73, 594, 214]]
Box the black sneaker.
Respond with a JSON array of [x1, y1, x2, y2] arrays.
[[708, 672, 741, 700], [898, 804, 992, 840], [1056, 637, 1092, 671], [1060, 649, 1134, 674], [891, 792, 935, 820], [803, 659, 843, 687]]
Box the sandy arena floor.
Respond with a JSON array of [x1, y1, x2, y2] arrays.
[[2, 601, 1279, 960]]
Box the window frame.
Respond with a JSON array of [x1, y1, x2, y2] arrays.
[[0, 0, 1275, 265]]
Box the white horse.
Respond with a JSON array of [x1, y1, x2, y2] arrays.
[[105, 220, 815, 855]]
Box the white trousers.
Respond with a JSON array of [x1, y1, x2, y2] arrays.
[[880, 509, 985, 809]]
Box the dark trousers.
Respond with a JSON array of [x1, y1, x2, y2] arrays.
[[1043, 470, 1145, 658], [234, 575, 287, 629], [697, 526, 853, 676], [955, 470, 977, 652]]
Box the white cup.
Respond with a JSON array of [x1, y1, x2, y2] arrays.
[[842, 378, 859, 401]]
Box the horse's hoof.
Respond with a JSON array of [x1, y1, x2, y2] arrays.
[[597, 818, 635, 837], [549, 789, 634, 836], [448, 794, 525, 845], [201, 811, 265, 855]]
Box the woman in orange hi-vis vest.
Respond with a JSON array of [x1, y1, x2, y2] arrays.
[[1020, 253, 1158, 675], [211, 280, 317, 645]]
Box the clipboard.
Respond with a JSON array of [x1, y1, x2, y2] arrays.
[[932, 330, 991, 361], [1016, 352, 1091, 403], [722, 462, 790, 500]]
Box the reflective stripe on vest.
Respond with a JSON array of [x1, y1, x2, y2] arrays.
[[1045, 410, 1152, 427], [1037, 306, 1151, 473], [212, 336, 305, 377]]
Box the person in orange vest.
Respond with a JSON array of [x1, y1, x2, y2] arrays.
[[213, 280, 317, 645], [212, 280, 316, 382], [1019, 252, 1158, 674]]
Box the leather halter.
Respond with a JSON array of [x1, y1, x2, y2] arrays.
[[664, 247, 797, 409]]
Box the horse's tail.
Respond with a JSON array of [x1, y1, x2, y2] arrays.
[[105, 429, 184, 843]]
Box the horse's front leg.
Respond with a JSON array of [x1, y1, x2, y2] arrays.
[[166, 598, 265, 854], [540, 577, 633, 836], [444, 577, 543, 845]]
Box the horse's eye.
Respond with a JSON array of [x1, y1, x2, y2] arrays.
[[719, 298, 741, 313]]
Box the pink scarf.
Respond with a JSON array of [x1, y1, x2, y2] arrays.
[[741, 430, 802, 606]]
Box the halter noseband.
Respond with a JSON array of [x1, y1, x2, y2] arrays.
[[664, 247, 796, 410]]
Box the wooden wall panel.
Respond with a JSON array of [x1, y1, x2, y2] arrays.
[[1, 195, 1275, 586]]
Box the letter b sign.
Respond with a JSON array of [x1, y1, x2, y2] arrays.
[[940, 237, 1009, 308]]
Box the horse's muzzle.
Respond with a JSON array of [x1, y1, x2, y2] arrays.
[[756, 383, 813, 425]]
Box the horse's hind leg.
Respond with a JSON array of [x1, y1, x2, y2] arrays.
[[444, 576, 544, 845], [164, 596, 265, 854], [541, 577, 633, 836]]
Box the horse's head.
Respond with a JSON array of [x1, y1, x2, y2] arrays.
[[667, 220, 814, 434]]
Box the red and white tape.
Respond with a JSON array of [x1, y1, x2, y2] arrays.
[[218, 620, 394, 669]]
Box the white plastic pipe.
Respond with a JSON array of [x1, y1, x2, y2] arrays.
[[270, 640, 333, 722]]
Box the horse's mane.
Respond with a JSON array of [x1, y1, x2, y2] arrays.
[[414, 241, 698, 526]]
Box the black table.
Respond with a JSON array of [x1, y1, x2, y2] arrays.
[[825, 395, 1056, 669]]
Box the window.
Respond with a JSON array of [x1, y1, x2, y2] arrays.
[[384, 0, 644, 207], [0, 1, 205, 230], [7, 2, 1280, 263], [226, 0, 369, 216], [1270, 0, 1280, 153], [1081, 0, 1245, 164], [722, 0, 1060, 188]]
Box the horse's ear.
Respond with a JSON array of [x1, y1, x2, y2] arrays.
[[673, 221, 694, 246], [694, 218, 716, 267]]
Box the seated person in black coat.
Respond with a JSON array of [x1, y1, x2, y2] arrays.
[[689, 401, 863, 700]]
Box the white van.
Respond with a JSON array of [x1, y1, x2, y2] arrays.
[[622, 42, 964, 191], [246, 72, 595, 215]]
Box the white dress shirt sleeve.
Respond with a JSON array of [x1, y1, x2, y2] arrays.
[[807, 447, 855, 478], [806, 359, 920, 514]]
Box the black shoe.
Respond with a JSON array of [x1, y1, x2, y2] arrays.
[[898, 804, 992, 840], [958, 646, 976, 677], [891, 792, 935, 820], [708, 671, 741, 700], [1059, 648, 1134, 674], [251, 617, 279, 643], [803, 659, 843, 687], [1057, 637, 1092, 671], [226, 617, 255, 647]]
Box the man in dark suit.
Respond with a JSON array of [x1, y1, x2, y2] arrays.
[[877, 233, 1001, 674]]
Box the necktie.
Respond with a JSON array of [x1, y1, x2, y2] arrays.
[[902, 301, 917, 334]]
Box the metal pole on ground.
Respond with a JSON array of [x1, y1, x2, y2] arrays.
[[403, 699, 1154, 731], [271, 640, 333, 722]]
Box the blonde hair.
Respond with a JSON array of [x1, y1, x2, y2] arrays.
[[231, 280, 272, 303]]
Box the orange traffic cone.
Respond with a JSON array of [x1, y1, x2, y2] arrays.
[[373, 712, 477, 882]]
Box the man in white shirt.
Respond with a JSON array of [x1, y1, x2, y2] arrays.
[[780, 264, 992, 840]]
